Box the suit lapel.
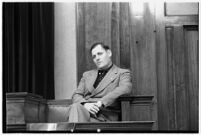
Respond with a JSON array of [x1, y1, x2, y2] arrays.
[[91, 65, 118, 96], [86, 70, 97, 93]]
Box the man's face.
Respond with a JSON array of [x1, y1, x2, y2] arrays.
[[91, 45, 112, 69]]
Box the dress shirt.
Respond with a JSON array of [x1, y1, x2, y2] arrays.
[[93, 64, 113, 88]]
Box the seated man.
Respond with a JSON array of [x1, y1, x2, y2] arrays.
[[67, 42, 132, 122]]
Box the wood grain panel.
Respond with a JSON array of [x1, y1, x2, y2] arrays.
[[111, 3, 120, 66], [121, 101, 130, 121], [155, 2, 169, 130], [85, 3, 112, 70], [166, 27, 177, 130], [184, 27, 198, 131], [156, 2, 198, 131], [131, 105, 151, 121], [173, 26, 189, 130], [130, 3, 157, 95], [119, 3, 130, 69]]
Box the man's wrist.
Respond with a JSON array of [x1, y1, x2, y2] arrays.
[[97, 101, 104, 108]]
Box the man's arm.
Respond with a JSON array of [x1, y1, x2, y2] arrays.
[[72, 73, 100, 115], [99, 70, 132, 107], [72, 74, 87, 103]]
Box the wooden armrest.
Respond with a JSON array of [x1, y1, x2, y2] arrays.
[[118, 95, 154, 121]]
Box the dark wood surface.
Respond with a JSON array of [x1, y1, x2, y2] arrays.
[[119, 3, 130, 69], [111, 3, 120, 66], [6, 92, 47, 125], [184, 27, 198, 131], [26, 121, 154, 132], [129, 3, 158, 129], [155, 2, 198, 131]]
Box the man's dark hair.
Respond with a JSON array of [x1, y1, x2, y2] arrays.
[[90, 42, 110, 53]]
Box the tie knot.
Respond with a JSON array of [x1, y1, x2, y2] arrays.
[[98, 70, 106, 75]]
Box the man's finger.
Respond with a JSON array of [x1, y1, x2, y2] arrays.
[[92, 105, 99, 112], [90, 107, 99, 113], [89, 109, 96, 115]]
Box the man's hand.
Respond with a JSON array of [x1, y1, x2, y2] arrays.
[[95, 101, 103, 108], [83, 103, 100, 115]]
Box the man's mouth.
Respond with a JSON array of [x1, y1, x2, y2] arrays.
[[97, 62, 101, 65]]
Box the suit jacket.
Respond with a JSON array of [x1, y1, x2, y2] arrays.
[[71, 64, 132, 121]]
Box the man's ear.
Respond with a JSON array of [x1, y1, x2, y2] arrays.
[[107, 50, 112, 57]]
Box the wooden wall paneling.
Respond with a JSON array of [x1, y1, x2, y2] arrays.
[[166, 26, 177, 130], [156, 2, 198, 131], [121, 100, 130, 121], [184, 27, 198, 131], [165, 16, 198, 26], [6, 92, 47, 125], [131, 105, 151, 121], [84, 3, 112, 70], [76, 3, 86, 81], [155, 2, 169, 130], [119, 3, 131, 69], [47, 99, 72, 122], [173, 26, 189, 130], [130, 2, 158, 129], [111, 3, 120, 66], [130, 3, 144, 96], [166, 26, 190, 130], [130, 3, 157, 95]]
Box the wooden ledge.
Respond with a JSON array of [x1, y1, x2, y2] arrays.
[[27, 121, 155, 132], [6, 92, 46, 103], [47, 99, 72, 105], [118, 95, 154, 102]]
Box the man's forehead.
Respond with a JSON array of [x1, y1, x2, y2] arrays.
[[91, 45, 105, 54]]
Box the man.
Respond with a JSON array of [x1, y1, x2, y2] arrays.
[[67, 42, 132, 122]]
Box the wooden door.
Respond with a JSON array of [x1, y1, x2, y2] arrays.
[[156, 2, 198, 131]]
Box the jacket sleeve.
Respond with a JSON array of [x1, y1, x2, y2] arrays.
[[71, 73, 87, 103], [100, 69, 132, 107]]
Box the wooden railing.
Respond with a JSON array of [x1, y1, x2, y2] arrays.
[[6, 92, 154, 132]]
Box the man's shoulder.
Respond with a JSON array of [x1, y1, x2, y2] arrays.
[[114, 65, 131, 73], [83, 69, 96, 76]]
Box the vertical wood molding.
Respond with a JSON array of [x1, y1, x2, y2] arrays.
[[119, 3, 131, 69], [166, 26, 177, 130], [173, 26, 189, 130], [184, 27, 198, 131], [155, 2, 169, 130], [111, 3, 120, 66]]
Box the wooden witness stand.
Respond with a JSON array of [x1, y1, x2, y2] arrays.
[[6, 92, 154, 132]]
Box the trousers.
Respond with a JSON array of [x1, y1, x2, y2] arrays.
[[66, 103, 119, 122]]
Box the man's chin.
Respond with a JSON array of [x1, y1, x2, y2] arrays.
[[97, 66, 103, 69]]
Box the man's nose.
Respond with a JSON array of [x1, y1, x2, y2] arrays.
[[96, 57, 100, 61]]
